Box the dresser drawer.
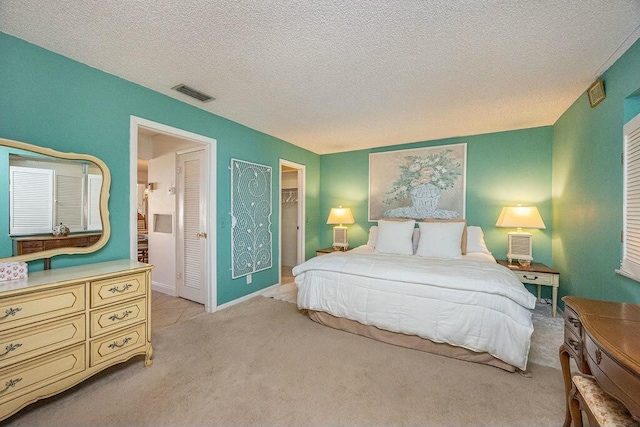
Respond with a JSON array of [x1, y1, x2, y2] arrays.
[[0, 314, 85, 370], [90, 323, 146, 367], [584, 333, 640, 416], [563, 326, 583, 362], [19, 241, 43, 250], [17, 240, 45, 255], [90, 298, 146, 338], [513, 270, 554, 285], [0, 284, 85, 332], [0, 344, 85, 405], [563, 304, 582, 337], [90, 272, 146, 308]]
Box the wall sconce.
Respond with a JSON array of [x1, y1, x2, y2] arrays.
[[143, 182, 156, 201], [495, 205, 546, 266], [326, 206, 355, 250]]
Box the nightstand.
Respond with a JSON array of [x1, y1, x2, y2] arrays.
[[497, 260, 560, 317], [316, 247, 347, 256]]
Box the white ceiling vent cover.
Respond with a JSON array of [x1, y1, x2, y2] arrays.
[[171, 84, 215, 102]]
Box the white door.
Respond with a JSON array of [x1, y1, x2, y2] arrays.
[[177, 149, 208, 304]]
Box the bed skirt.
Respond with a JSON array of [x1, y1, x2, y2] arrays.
[[307, 310, 516, 372]]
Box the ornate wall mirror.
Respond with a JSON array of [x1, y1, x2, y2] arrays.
[[0, 137, 111, 264]]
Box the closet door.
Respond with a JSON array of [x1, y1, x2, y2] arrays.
[[176, 149, 208, 304]]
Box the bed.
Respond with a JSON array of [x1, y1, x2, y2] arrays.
[[293, 220, 537, 372]]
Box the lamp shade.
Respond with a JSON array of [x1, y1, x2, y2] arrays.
[[326, 206, 355, 225], [495, 206, 546, 229]]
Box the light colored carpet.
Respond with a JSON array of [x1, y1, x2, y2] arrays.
[[4, 295, 566, 426], [262, 283, 565, 370]]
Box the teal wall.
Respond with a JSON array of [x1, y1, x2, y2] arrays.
[[320, 127, 554, 298], [552, 38, 640, 304], [4, 29, 640, 307], [0, 32, 320, 305]]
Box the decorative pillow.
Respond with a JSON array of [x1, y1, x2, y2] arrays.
[[375, 219, 416, 255], [415, 221, 465, 259], [466, 226, 491, 254], [367, 225, 379, 247], [419, 219, 467, 254]]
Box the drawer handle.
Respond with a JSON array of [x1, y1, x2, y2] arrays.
[[522, 275, 539, 280], [568, 338, 580, 352], [108, 310, 133, 322], [595, 348, 602, 365], [0, 378, 22, 394], [0, 307, 22, 320], [0, 343, 22, 357], [108, 337, 132, 349], [108, 284, 133, 294], [568, 317, 580, 328]]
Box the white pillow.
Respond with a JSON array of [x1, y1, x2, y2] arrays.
[[375, 219, 416, 255], [374, 224, 418, 252], [466, 226, 491, 254], [416, 221, 465, 259], [367, 225, 378, 247]]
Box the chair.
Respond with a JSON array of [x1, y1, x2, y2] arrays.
[[570, 375, 639, 427], [137, 213, 149, 263]]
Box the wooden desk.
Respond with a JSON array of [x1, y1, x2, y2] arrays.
[[559, 296, 640, 426]]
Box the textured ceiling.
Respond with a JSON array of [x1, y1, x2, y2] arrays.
[[2, 1, 640, 154]]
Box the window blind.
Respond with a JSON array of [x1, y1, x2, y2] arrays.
[[55, 173, 84, 232], [621, 113, 640, 280], [10, 166, 54, 235]]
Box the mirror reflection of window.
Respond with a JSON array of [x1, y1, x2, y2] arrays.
[[9, 154, 102, 236]]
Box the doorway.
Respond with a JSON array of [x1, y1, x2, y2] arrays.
[[279, 160, 305, 285], [129, 116, 217, 312]]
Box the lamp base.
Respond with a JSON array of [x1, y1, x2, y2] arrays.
[[506, 231, 533, 265], [333, 226, 348, 250]]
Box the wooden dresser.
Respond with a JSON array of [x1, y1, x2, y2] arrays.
[[0, 260, 153, 421], [13, 233, 102, 255], [559, 296, 640, 426]]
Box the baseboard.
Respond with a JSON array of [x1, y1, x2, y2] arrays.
[[152, 280, 176, 296], [216, 282, 282, 312]]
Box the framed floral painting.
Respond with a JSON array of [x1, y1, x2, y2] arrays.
[[368, 143, 466, 221]]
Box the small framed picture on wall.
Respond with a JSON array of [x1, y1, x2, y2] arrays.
[[587, 79, 605, 108]]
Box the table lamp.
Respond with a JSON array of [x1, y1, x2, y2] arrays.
[[495, 205, 546, 266], [326, 206, 355, 250]]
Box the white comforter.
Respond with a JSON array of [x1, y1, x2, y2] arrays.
[[293, 247, 536, 370]]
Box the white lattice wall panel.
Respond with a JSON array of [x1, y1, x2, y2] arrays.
[[231, 159, 272, 279]]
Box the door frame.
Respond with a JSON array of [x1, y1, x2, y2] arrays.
[[278, 159, 305, 285], [129, 116, 217, 312]]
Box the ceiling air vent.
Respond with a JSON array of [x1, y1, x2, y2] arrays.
[[171, 84, 215, 102]]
